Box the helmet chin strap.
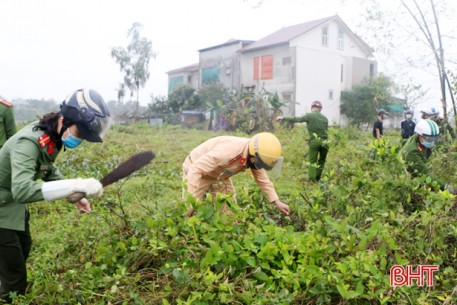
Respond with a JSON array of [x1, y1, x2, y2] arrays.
[[59, 118, 71, 152], [246, 154, 256, 169], [59, 120, 69, 138]]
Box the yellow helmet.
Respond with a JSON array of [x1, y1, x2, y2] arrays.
[[248, 132, 282, 170]]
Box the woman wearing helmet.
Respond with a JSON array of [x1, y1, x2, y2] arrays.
[[182, 132, 290, 216], [0, 88, 111, 301], [400, 119, 454, 194]]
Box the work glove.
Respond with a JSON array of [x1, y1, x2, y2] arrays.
[[444, 183, 455, 195], [41, 178, 103, 202]]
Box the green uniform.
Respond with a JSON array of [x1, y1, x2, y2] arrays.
[[0, 99, 17, 148], [284, 111, 329, 181], [0, 122, 63, 231], [0, 122, 62, 300], [400, 134, 445, 189]]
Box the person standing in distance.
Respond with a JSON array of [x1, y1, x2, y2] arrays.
[[0, 96, 17, 149], [400, 109, 415, 145], [373, 109, 388, 142], [277, 101, 329, 182], [0, 88, 112, 302]]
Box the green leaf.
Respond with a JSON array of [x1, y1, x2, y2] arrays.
[[245, 256, 257, 267], [253, 271, 269, 282]]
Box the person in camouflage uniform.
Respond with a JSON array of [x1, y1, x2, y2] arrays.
[[0, 89, 111, 302], [0, 96, 17, 149], [278, 101, 329, 181]]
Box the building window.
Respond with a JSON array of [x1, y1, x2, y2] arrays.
[[253, 55, 274, 80], [341, 64, 344, 82], [338, 29, 344, 49], [329, 89, 334, 100], [187, 75, 192, 83], [370, 63, 375, 79], [261, 55, 273, 79], [322, 26, 328, 46], [282, 56, 291, 65], [253, 57, 260, 80], [169, 76, 184, 93], [282, 92, 292, 102], [202, 67, 220, 84]]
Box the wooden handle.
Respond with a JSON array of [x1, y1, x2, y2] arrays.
[[67, 192, 86, 203]]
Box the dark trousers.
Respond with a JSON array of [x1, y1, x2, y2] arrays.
[[0, 212, 32, 302], [308, 139, 329, 181]]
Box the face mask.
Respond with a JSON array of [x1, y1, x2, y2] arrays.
[[405, 114, 412, 120], [421, 139, 435, 148], [62, 130, 83, 148]]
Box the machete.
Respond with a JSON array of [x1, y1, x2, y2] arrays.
[[67, 150, 155, 203]]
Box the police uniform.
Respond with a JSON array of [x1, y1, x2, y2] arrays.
[[0, 122, 62, 299], [0, 98, 17, 148], [400, 134, 445, 189], [182, 136, 279, 203], [284, 111, 329, 181]]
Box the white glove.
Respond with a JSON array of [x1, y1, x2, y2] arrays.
[[444, 183, 455, 195], [74, 178, 104, 197], [41, 178, 103, 201]]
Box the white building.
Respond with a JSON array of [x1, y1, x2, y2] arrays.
[[167, 15, 377, 126]]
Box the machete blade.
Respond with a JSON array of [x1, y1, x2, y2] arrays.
[[100, 151, 155, 187], [67, 150, 155, 203]]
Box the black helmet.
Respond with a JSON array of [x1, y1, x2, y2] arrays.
[[60, 89, 111, 142], [377, 109, 388, 116]]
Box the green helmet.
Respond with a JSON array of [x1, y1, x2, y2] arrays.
[[415, 119, 439, 141]]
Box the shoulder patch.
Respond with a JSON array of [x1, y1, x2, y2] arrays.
[[38, 134, 56, 154], [0, 99, 12, 107], [38, 134, 51, 148]]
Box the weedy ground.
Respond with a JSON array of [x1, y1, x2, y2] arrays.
[[9, 123, 457, 304]]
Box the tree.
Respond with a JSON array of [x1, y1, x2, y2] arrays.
[[360, 0, 456, 125], [340, 75, 396, 126], [166, 84, 198, 113], [111, 23, 155, 115], [198, 84, 233, 110], [13, 98, 58, 122], [398, 83, 427, 110], [116, 83, 126, 104], [148, 95, 171, 114], [399, 0, 455, 121]]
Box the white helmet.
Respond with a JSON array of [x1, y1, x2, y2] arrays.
[[415, 119, 439, 141], [420, 107, 439, 119]]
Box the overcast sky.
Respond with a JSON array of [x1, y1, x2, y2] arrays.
[[1, 0, 456, 110]]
